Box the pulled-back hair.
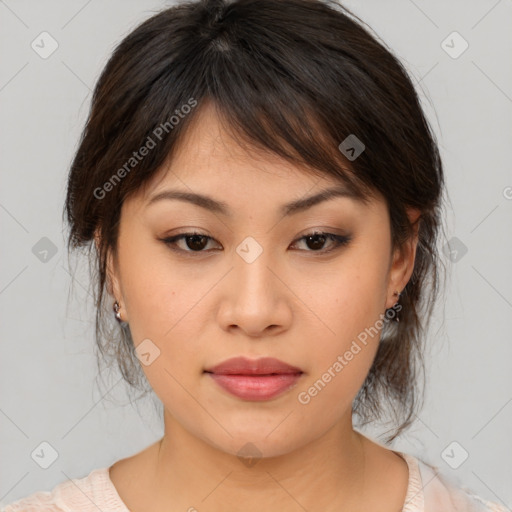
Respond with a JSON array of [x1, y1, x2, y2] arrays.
[[64, 0, 447, 443]]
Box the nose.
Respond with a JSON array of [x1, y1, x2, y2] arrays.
[[216, 246, 293, 338]]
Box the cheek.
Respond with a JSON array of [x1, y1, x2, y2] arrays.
[[117, 239, 209, 385], [294, 295, 382, 430], [120, 236, 198, 338], [295, 246, 388, 404], [120, 255, 208, 416], [304, 249, 389, 351]]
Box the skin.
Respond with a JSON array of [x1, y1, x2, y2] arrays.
[[102, 102, 420, 512]]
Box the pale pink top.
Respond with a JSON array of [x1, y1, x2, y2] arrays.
[[2, 452, 509, 512]]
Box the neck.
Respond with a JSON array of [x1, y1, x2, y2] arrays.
[[149, 410, 367, 512]]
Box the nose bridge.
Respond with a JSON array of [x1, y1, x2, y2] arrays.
[[219, 234, 291, 334], [233, 235, 279, 304]]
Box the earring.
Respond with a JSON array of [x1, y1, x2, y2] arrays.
[[113, 300, 122, 322]]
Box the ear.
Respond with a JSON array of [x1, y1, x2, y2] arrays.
[[94, 228, 122, 302], [385, 208, 421, 309]]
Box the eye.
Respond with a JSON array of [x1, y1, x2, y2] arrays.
[[162, 232, 220, 253], [160, 230, 352, 256], [290, 231, 352, 253]]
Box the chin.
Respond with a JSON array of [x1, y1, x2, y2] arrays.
[[199, 423, 315, 462]]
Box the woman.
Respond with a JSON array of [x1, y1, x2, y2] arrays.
[[3, 0, 508, 510]]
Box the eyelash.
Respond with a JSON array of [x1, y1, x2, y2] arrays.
[[161, 230, 352, 257]]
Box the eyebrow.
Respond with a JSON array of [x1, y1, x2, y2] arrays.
[[146, 185, 360, 217]]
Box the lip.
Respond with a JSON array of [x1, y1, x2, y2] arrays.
[[204, 357, 304, 401], [204, 356, 303, 375]]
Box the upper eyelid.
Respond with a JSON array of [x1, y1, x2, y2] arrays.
[[165, 223, 349, 238], [165, 229, 344, 242], [163, 231, 351, 252]]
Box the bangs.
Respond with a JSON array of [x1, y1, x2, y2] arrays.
[[102, 0, 384, 208]]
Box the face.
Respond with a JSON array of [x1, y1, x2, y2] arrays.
[[105, 103, 418, 459]]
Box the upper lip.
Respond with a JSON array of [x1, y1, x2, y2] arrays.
[[204, 357, 303, 375]]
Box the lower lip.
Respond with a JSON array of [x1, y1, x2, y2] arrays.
[[206, 372, 303, 401]]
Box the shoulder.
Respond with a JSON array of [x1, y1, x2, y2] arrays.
[[403, 453, 510, 512], [1, 467, 117, 512]]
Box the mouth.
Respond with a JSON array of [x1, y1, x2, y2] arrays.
[[203, 356, 304, 401], [204, 372, 303, 401], [204, 356, 303, 375], [204, 370, 303, 376]]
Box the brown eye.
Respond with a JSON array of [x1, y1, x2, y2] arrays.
[[182, 234, 209, 251], [162, 232, 219, 253], [161, 230, 351, 257], [304, 233, 328, 251], [292, 231, 352, 253]]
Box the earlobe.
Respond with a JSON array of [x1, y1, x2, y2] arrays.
[[96, 229, 128, 323], [106, 250, 128, 323], [386, 208, 421, 309], [96, 228, 120, 300], [106, 249, 122, 299]]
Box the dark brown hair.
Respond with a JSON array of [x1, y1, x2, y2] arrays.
[[64, 0, 447, 443]]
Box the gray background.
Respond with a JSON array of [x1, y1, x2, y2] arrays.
[[1, 0, 511, 507]]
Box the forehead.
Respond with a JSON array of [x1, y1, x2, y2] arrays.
[[146, 103, 325, 191], [131, 102, 383, 215]]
